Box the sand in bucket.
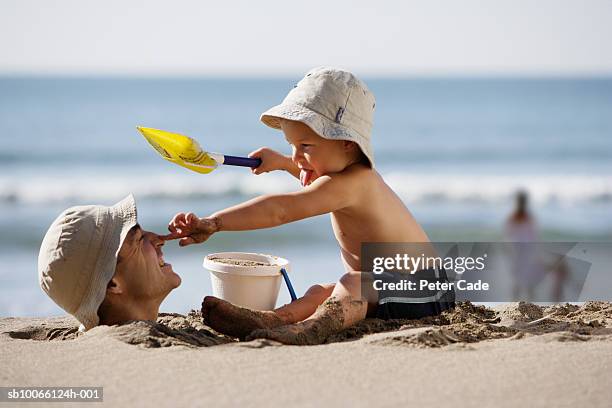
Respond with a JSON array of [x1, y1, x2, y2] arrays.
[[203, 252, 290, 310]]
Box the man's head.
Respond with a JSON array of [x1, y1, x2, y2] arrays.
[[38, 195, 180, 330], [260, 66, 376, 182]]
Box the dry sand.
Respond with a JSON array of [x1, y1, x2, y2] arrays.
[[2, 302, 612, 407], [207, 257, 271, 267]]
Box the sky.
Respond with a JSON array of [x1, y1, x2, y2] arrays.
[[1, 0, 612, 77]]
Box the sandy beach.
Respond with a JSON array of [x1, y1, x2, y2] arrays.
[[2, 301, 611, 407]]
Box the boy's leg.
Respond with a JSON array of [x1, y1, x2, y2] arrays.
[[247, 272, 372, 345], [202, 283, 334, 339], [275, 283, 336, 322]]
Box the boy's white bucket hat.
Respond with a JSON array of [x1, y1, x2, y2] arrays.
[[260, 66, 376, 167], [38, 194, 138, 331]]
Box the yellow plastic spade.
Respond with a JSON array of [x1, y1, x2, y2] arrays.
[[137, 127, 261, 174]]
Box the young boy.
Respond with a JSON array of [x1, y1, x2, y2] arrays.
[[166, 67, 453, 344]]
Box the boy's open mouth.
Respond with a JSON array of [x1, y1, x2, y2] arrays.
[[300, 168, 315, 187]]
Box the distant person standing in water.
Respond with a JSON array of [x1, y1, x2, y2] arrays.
[[505, 190, 542, 300], [505, 191, 537, 242]]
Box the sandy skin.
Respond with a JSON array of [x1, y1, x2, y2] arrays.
[[203, 295, 367, 345], [201, 281, 336, 340], [247, 298, 367, 345], [202, 296, 286, 340]]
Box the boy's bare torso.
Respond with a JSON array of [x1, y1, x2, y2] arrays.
[[329, 165, 430, 272]]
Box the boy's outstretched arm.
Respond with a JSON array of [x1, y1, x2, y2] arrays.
[[215, 171, 357, 228], [167, 172, 357, 246]]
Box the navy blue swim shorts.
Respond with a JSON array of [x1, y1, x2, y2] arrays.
[[373, 267, 456, 320]]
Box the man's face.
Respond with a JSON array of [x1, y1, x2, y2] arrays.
[[114, 225, 181, 301]]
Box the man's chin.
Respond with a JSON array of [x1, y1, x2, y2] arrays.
[[166, 268, 182, 288], [171, 273, 182, 288], [161, 264, 182, 290]]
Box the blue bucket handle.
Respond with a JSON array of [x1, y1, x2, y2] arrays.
[[280, 268, 298, 302]]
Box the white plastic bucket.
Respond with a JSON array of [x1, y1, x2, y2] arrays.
[[203, 252, 290, 311]]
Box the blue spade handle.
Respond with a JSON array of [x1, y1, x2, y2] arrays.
[[223, 155, 262, 168], [280, 268, 298, 302]]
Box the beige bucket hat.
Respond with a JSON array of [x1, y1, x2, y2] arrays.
[[38, 194, 138, 330], [260, 66, 376, 167]]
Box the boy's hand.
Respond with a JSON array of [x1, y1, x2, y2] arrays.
[[165, 213, 220, 246], [248, 147, 290, 175]]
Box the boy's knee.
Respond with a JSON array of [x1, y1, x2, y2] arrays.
[[337, 271, 365, 294], [339, 271, 362, 285], [305, 283, 335, 298], [338, 271, 377, 306]]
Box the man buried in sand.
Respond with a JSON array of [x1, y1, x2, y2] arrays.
[[167, 67, 454, 345], [38, 194, 181, 331]]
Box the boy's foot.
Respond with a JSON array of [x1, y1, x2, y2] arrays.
[[201, 296, 286, 339]]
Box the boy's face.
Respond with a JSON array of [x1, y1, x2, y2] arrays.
[[281, 119, 357, 186]]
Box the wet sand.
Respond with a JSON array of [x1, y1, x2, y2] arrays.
[[2, 302, 611, 407]]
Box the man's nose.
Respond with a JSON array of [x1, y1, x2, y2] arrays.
[[150, 233, 165, 247]]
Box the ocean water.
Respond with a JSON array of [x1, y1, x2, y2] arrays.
[[1, 77, 611, 316]]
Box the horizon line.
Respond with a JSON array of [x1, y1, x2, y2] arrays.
[[2, 72, 612, 80]]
